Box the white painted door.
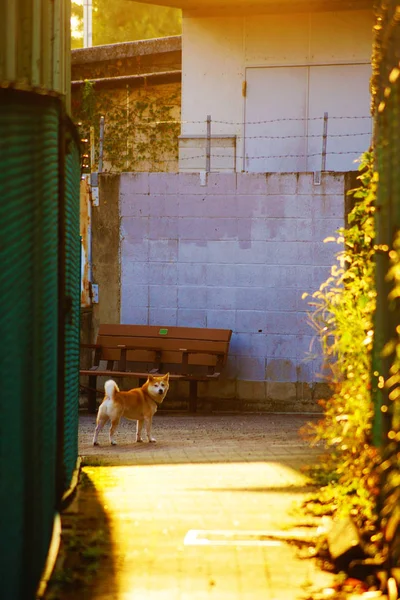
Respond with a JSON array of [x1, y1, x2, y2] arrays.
[[245, 64, 372, 173], [245, 67, 308, 173], [306, 64, 372, 171]]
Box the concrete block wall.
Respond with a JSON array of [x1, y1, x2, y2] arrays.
[[118, 172, 344, 410]]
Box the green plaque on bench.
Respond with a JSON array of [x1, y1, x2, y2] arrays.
[[159, 328, 168, 335]]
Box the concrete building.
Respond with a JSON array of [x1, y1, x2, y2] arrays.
[[134, 0, 373, 172], [88, 0, 374, 410]]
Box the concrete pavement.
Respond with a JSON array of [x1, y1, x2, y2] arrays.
[[46, 413, 335, 600]]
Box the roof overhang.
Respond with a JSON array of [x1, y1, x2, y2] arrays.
[[130, 0, 373, 16], [71, 36, 181, 66]]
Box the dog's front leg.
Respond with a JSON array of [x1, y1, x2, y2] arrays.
[[136, 419, 144, 442], [145, 417, 156, 443]]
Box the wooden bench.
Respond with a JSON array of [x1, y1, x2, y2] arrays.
[[80, 324, 232, 413]]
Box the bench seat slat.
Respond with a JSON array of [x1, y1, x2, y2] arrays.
[[80, 369, 183, 379], [80, 369, 217, 382]]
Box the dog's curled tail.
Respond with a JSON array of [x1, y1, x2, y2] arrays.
[[104, 379, 119, 399]]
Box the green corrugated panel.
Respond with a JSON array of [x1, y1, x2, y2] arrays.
[[62, 129, 81, 490], [372, 0, 400, 569], [0, 90, 59, 600]]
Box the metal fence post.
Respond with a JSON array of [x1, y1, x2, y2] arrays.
[[98, 115, 105, 173], [206, 115, 211, 173], [90, 126, 95, 171], [321, 112, 328, 172], [126, 85, 130, 171]]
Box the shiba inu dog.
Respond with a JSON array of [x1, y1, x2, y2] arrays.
[[92, 373, 170, 446]]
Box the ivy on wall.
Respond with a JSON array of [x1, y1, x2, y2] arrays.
[[73, 80, 181, 173]]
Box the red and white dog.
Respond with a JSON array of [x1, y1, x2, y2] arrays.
[[92, 374, 170, 446]]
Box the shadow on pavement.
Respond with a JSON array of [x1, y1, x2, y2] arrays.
[[45, 471, 118, 600]]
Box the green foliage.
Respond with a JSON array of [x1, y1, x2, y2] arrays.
[[73, 83, 180, 172], [302, 151, 381, 537], [82, 80, 96, 120], [71, 0, 182, 49]]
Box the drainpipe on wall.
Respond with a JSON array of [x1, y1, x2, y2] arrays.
[[83, 0, 92, 48]]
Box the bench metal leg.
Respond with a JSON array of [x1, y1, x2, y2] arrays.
[[189, 380, 197, 413], [88, 375, 97, 414]]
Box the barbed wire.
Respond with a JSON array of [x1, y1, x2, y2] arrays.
[[238, 132, 371, 140], [135, 116, 371, 126], [148, 116, 370, 125], [81, 112, 372, 127], [104, 149, 367, 164], [101, 130, 371, 140], [96, 122, 371, 140], [179, 150, 366, 162], [211, 116, 372, 125], [88, 112, 371, 170]]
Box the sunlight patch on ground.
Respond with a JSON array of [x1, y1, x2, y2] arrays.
[[82, 462, 315, 598]]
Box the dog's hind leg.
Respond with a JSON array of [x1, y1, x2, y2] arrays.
[[109, 417, 121, 446], [93, 415, 108, 446], [136, 419, 144, 443]]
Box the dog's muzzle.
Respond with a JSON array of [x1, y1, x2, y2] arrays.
[[158, 389, 164, 395]]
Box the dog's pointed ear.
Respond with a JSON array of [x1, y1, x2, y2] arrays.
[[148, 375, 154, 382], [163, 372, 170, 381]]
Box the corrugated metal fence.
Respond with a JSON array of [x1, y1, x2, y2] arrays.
[[0, 87, 81, 600], [372, 0, 400, 571]]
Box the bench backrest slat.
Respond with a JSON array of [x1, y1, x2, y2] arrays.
[[95, 324, 232, 370], [97, 335, 229, 354], [98, 324, 232, 343]]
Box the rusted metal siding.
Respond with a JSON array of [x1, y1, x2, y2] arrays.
[[0, 0, 71, 112], [80, 176, 92, 308]]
